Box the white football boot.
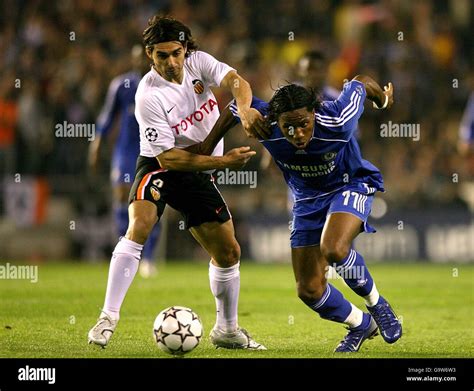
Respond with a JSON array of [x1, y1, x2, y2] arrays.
[[88, 312, 118, 348], [210, 327, 267, 350]]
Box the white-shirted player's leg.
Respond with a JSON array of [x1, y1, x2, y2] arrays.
[[102, 237, 142, 319], [190, 220, 240, 332], [190, 220, 266, 349], [89, 200, 156, 346], [208, 260, 240, 332], [103, 201, 157, 317]]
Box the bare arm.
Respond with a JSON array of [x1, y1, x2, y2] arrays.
[[352, 75, 394, 109], [220, 70, 270, 139], [157, 146, 256, 171], [184, 105, 237, 155]]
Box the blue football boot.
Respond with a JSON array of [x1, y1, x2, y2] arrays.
[[334, 314, 378, 353], [367, 296, 402, 344]]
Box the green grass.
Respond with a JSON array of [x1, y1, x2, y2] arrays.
[[0, 261, 473, 358]]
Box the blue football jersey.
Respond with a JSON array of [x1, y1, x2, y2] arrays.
[[96, 71, 141, 163], [320, 85, 340, 101], [230, 80, 384, 202]]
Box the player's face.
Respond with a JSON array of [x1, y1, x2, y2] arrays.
[[147, 41, 186, 82], [278, 108, 314, 149]]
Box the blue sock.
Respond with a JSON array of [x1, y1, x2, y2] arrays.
[[306, 284, 353, 323], [334, 249, 374, 297], [114, 204, 129, 237], [142, 222, 161, 261]]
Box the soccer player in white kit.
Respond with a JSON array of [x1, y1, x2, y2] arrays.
[[88, 16, 267, 350]]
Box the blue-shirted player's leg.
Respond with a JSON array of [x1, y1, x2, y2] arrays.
[[113, 186, 130, 237], [321, 191, 402, 344], [141, 222, 161, 276], [291, 245, 377, 352], [111, 163, 134, 237]]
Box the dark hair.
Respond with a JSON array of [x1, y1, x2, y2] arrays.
[[268, 84, 321, 122], [143, 15, 198, 57]]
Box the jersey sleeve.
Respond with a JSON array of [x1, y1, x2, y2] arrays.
[[315, 80, 366, 138], [96, 77, 122, 137], [135, 94, 175, 156], [193, 51, 235, 87]]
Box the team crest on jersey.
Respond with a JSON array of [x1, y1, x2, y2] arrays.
[[323, 152, 337, 161], [192, 79, 204, 94], [150, 186, 161, 201]]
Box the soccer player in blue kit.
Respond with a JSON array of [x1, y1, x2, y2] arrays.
[[227, 76, 403, 352], [88, 45, 161, 277]]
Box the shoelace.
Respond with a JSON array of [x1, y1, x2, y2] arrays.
[[372, 303, 398, 329]]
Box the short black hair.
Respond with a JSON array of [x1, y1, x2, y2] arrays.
[[143, 15, 198, 57], [268, 84, 321, 122]]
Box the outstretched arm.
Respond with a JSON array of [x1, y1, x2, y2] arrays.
[[157, 146, 255, 171], [184, 105, 237, 155], [221, 70, 271, 139], [160, 104, 252, 171], [352, 75, 394, 110]]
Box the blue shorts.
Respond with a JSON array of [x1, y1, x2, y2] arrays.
[[290, 182, 378, 248]]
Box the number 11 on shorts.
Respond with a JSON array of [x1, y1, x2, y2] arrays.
[[342, 190, 367, 214]]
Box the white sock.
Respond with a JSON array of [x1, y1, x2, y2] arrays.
[[209, 261, 240, 333], [102, 238, 142, 320], [364, 283, 380, 307], [343, 303, 364, 328]]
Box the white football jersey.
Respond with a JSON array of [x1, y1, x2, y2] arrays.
[[135, 50, 234, 158]]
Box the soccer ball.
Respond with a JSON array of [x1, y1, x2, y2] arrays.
[[153, 306, 203, 355]]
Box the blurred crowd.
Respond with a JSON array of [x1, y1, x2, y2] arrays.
[[1, 0, 473, 213]]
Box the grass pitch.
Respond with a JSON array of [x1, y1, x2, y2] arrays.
[[0, 261, 472, 358]]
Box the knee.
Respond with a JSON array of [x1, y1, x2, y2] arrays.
[[320, 240, 350, 264], [296, 275, 327, 304], [126, 214, 157, 244], [214, 241, 241, 268]]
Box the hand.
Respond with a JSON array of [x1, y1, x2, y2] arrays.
[[383, 82, 394, 109], [239, 108, 271, 139], [373, 82, 394, 109], [222, 146, 257, 169]]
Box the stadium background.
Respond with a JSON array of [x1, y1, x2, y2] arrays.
[[0, 0, 473, 264]]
